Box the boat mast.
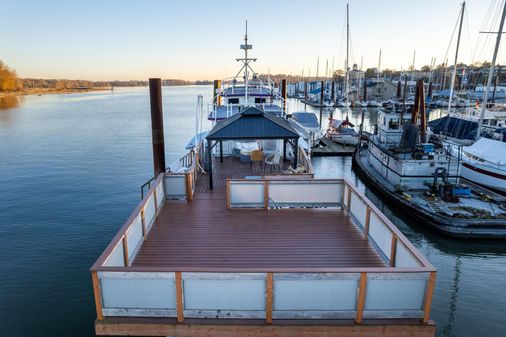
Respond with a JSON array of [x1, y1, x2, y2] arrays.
[[238, 20, 255, 104], [476, 0, 506, 138], [377, 49, 381, 98], [345, 2, 349, 105], [447, 1, 465, 112]]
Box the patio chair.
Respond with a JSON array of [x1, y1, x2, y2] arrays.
[[250, 149, 263, 168], [264, 152, 282, 172]]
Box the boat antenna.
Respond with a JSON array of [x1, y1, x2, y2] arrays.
[[237, 20, 256, 105], [476, 0, 506, 138], [448, 1, 466, 112]]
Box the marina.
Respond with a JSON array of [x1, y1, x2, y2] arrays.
[[2, 1, 506, 337]]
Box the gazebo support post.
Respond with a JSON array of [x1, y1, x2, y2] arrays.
[[207, 140, 213, 190], [294, 138, 299, 168], [220, 141, 223, 163], [283, 139, 287, 162]]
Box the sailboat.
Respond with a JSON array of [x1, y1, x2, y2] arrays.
[[445, 0, 506, 192]]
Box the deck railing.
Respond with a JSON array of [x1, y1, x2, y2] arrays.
[[91, 177, 436, 325], [164, 145, 202, 201], [298, 143, 314, 174]]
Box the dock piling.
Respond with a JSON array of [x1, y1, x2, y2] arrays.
[[149, 78, 166, 178]]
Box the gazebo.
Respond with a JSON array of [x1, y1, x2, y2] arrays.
[[205, 106, 300, 189]]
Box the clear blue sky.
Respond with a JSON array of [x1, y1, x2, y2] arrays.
[[1, 0, 504, 80]]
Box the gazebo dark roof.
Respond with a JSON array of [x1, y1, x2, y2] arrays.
[[206, 106, 299, 140]]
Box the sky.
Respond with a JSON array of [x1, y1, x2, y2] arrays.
[[1, 0, 505, 81]]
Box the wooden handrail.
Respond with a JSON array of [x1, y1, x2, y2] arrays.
[[90, 172, 165, 271], [343, 179, 435, 271]]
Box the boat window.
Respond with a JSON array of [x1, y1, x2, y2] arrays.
[[389, 118, 400, 129], [490, 119, 498, 126], [228, 98, 239, 104], [255, 98, 266, 103]]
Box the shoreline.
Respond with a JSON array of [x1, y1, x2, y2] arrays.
[[0, 87, 110, 97]]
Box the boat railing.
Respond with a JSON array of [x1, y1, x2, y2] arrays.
[[90, 177, 436, 324]]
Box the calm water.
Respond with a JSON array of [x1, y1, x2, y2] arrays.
[[0, 87, 505, 337]]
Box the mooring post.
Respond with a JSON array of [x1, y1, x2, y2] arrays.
[[213, 80, 222, 106], [320, 80, 324, 105], [149, 78, 166, 178], [281, 78, 287, 112]]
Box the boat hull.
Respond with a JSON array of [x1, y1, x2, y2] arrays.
[[461, 162, 506, 192], [353, 146, 506, 239]]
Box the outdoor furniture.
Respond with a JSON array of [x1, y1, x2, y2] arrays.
[[264, 152, 282, 172], [250, 149, 263, 167]]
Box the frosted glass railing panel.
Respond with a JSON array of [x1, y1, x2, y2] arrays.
[[273, 273, 359, 318], [144, 194, 156, 230], [103, 241, 124, 267], [164, 175, 187, 199], [368, 211, 392, 261], [155, 180, 164, 208], [349, 192, 366, 227], [395, 241, 420, 267], [99, 272, 176, 316], [183, 273, 266, 318], [230, 182, 264, 207], [268, 182, 341, 207], [364, 273, 427, 317], [126, 214, 143, 263]]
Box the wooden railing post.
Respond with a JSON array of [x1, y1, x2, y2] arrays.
[[264, 181, 269, 209], [226, 180, 231, 209], [185, 173, 193, 201], [355, 272, 367, 324], [91, 271, 104, 321], [390, 235, 398, 267], [122, 236, 129, 266], [153, 188, 158, 214], [364, 207, 371, 239], [266, 273, 273, 324], [422, 271, 437, 324], [141, 209, 147, 241], [346, 185, 352, 214], [175, 272, 184, 323]]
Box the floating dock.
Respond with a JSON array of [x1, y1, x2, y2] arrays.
[[300, 98, 325, 107], [311, 137, 356, 156]]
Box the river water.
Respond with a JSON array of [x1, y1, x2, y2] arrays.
[[0, 86, 504, 337]]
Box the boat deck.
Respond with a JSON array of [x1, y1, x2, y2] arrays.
[[133, 156, 384, 269]]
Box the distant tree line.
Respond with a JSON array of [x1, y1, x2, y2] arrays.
[[0, 60, 22, 91]]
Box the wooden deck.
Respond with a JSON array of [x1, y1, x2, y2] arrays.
[[132, 156, 385, 270], [196, 156, 297, 193]]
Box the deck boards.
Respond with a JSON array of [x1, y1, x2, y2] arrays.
[[132, 156, 385, 269]]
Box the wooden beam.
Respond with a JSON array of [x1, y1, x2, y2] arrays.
[[95, 317, 437, 337], [355, 272, 367, 324], [122, 236, 129, 267], [364, 207, 371, 239], [423, 271, 437, 324], [91, 271, 103, 321], [266, 273, 273, 324], [264, 181, 269, 209], [175, 272, 184, 323]]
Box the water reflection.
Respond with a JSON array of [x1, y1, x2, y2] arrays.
[[0, 95, 24, 126], [0, 95, 24, 110]]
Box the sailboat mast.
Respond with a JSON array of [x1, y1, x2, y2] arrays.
[[477, 0, 506, 138], [448, 1, 465, 112]]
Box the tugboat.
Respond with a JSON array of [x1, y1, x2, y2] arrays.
[[353, 80, 506, 239]]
